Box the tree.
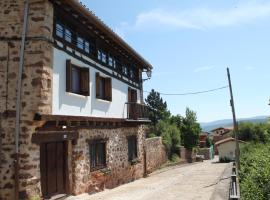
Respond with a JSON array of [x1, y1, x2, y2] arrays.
[[145, 89, 170, 125], [156, 120, 181, 158], [181, 108, 201, 150]]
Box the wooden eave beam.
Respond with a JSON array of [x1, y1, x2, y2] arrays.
[[34, 113, 126, 123]]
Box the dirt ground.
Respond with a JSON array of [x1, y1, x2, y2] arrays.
[[66, 157, 231, 200]]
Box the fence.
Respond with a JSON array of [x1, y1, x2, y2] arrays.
[[229, 162, 240, 199]]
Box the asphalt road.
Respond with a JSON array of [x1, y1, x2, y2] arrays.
[[67, 157, 230, 200]]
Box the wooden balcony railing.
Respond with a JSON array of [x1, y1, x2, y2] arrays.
[[126, 102, 149, 120]]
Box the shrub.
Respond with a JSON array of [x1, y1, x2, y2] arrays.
[[156, 120, 181, 159], [147, 132, 156, 138], [239, 143, 270, 200]]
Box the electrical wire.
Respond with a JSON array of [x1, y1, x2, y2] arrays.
[[143, 85, 229, 96]]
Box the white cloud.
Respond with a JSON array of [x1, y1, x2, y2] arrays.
[[194, 66, 215, 72], [119, 1, 270, 31]]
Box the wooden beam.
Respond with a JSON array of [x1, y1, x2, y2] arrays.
[[34, 113, 126, 123], [32, 131, 79, 144]]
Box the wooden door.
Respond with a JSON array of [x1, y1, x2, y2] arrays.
[[128, 88, 138, 119], [40, 141, 67, 198]]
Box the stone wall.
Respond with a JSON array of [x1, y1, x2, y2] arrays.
[[72, 126, 145, 195], [0, 0, 53, 199], [144, 137, 167, 174], [197, 148, 211, 160]]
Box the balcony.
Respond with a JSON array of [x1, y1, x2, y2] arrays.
[[126, 102, 149, 120]]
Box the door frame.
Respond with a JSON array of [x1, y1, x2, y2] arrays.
[[32, 131, 78, 198], [40, 141, 69, 198]]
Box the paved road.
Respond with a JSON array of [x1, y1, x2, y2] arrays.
[[67, 157, 230, 200]]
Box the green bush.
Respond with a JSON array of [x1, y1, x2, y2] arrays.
[[237, 122, 270, 143], [156, 120, 181, 159], [147, 132, 156, 138], [239, 143, 270, 200], [171, 153, 180, 163]]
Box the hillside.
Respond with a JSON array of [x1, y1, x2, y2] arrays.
[[200, 116, 269, 132]]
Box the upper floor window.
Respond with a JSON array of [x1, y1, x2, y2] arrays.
[[108, 56, 113, 67], [56, 23, 63, 38], [122, 66, 128, 76], [56, 22, 72, 43], [97, 50, 107, 64], [77, 36, 91, 53], [96, 73, 112, 101], [66, 60, 90, 96]]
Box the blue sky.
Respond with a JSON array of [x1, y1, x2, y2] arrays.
[[81, 0, 270, 122]]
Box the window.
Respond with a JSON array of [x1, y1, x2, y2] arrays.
[[122, 66, 128, 76], [128, 87, 137, 103], [85, 41, 90, 53], [96, 72, 112, 101], [101, 52, 107, 63], [89, 140, 106, 171], [56, 23, 63, 38], [55, 22, 72, 43], [130, 69, 134, 79], [65, 28, 72, 43], [66, 60, 90, 96], [77, 36, 84, 49], [128, 136, 138, 162], [108, 56, 114, 67]]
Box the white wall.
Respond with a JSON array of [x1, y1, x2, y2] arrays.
[[217, 141, 244, 161], [52, 48, 141, 118]]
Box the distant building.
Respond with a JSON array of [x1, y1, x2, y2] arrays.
[[199, 132, 209, 148], [215, 137, 245, 161], [209, 127, 233, 154]]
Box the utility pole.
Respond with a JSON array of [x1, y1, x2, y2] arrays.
[[227, 68, 240, 170]]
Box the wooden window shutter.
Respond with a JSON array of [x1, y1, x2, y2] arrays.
[[80, 68, 90, 96], [132, 89, 137, 103], [66, 59, 72, 92], [105, 78, 112, 101], [96, 72, 100, 98], [128, 87, 132, 102]]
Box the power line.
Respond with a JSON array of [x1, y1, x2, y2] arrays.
[[143, 85, 229, 96]]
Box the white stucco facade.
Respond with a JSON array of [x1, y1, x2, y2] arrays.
[[52, 47, 141, 118], [217, 141, 244, 161]]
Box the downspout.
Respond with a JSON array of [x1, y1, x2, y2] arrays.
[[14, 0, 29, 199]]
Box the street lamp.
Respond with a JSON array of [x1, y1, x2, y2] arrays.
[[143, 69, 152, 81]]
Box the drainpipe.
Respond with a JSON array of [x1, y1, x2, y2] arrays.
[[14, 0, 29, 199]]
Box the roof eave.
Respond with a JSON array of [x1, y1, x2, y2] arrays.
[[59, 0, 153, 71]]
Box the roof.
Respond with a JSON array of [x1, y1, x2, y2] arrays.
[[215, 137, 245, 146], [53, 0, 153, 71], [211, 127, 228, 132]]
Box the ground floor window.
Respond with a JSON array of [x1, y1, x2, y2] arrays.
[[89, 140, 106, 171], [128, 136, 138, 162]]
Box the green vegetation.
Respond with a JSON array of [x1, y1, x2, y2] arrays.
[[239, 143, 270, 200], [237, 122, 270, 143], [145, 90, 201, 159], [145, 89, 170, 126]]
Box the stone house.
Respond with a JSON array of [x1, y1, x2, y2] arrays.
[[0, 0, 153, 199]]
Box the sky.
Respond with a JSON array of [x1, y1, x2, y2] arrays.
[[81, 0, 270, 122]]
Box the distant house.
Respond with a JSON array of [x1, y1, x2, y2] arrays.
[[215, 137, 245, 161], [199, 132, 209, 148], [211, 127, 232, 136], [210, 127, 233, 154]]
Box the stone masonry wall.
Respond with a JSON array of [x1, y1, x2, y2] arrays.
[[72, 126, 144, 195], [72, 126, 146, 195], [144, 137, 167, 174], [0, 0, 53, 199]]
